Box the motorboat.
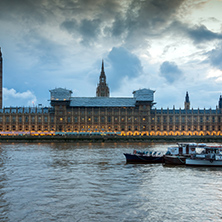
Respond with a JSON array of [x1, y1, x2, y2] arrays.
[[186, 145, 222, 166]]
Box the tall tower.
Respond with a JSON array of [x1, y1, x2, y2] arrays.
[[218, 95, 222, 110], [0, 48, 2, 109], [184, 91, 190, 110], [96, 60, 110, 97]]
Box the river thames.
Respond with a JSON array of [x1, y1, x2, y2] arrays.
[[0, 142, 222, 222]]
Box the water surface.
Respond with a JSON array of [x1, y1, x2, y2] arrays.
[[0, 142, 222, 222]]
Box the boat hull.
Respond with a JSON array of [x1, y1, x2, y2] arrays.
[[186, 158, 222, 167], [124, 153, 164, 164], [164, 155, 186, 165]]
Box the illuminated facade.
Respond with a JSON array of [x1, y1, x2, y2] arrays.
[[0, 56, 222, 136]]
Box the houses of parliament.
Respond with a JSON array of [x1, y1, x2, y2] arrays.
[[0, 48, 222, 136]]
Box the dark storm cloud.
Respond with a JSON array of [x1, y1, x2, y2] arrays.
[[187, 25, 222, 44], [106, 47, 142, 91], [60, 19, 78, 33], [0, 0, 50, 23], [0, 0, 203, 48], [109, 0, 186, 39], [167, 21, 222, 44], [2, 0, 220, 47], [160, 61, 182, 83], [61, 18, 102, 45], [207, 43, 222, 70], [58, 0, 187, 47]]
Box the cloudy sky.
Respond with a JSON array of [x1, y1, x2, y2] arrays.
[[1, 0, 222, 109]]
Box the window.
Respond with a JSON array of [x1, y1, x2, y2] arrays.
[[182, 116, 185, 123], [101, 116, 105, 123], [200, 117, 203, 123], [80, 108, 85, 115], [100, 108, 105, 115], [127, 109, 132, 114], [114, 109, 119, 114], [94, 109, 98, 114], [175, 116, 179, 122]]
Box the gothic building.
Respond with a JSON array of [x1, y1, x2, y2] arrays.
[[0, 54, 222, 136]]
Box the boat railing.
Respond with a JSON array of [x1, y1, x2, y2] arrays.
[[133, 150, 163, 157]]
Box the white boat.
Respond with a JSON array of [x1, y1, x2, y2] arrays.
[[164, 143, 206, 165], [185, 146, 222, 167]]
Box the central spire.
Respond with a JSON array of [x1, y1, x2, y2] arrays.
[[96, 60, 110, 97], [184, 91, 190, 110]]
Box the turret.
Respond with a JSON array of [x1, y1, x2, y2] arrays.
[[184, 91, 190, 110], [218, 95, 222, 110]]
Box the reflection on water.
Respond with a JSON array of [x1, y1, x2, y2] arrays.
[[0, 142, 222, 222]]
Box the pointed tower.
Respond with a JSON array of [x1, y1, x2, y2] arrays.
[[218, 95, 222, 110], [184, 91, 190, 110], [96, 60, 110, 97], [0, 48, 2, 109]]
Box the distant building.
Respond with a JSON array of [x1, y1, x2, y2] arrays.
[[0, 52, 222, 136]]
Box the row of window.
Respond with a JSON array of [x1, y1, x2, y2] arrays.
[[0, 116, 54, 123], [0, 114, 221, 124]]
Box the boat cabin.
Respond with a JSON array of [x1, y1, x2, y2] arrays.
[[167, 143, 206, 155], [203, 146, 222, 154]]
